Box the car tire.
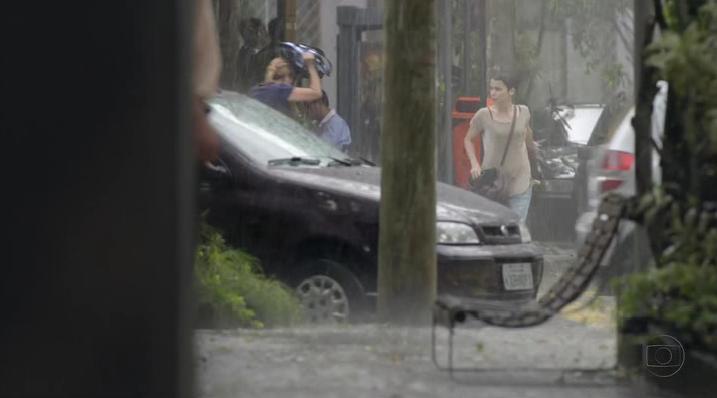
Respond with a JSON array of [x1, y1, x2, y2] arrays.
[[291, 259, 366, 324]]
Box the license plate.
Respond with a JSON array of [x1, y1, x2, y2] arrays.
[[502, 263, 534, 291]]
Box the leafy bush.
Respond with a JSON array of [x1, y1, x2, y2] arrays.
[[617, 0, 717, 354], [194, 222, 303, 328], [619, 265, 717, 351], [646, 1, 717, 199], [618, 190, 717, 351]]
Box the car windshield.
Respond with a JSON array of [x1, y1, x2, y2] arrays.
[[559, 105, 605, 146], [208, 92, 350, 167]]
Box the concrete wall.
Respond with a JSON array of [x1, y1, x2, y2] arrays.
[[565, 12, 633, 104], [564, 19, 608, 104], [484, 0, 633, 108]]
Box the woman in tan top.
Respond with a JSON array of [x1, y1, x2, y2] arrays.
[[463, 74, 537, 221]]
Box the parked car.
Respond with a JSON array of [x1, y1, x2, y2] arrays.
[[200, 91, 543, 323], [574, 82, 668, 288], [529, 101, 608, 241]]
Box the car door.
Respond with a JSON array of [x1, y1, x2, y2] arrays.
[[198, 153, 267, 250], [199, 153, 307, 275]]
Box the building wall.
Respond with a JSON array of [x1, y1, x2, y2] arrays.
[[484, 0, 633, 108], [319, 0, 368, 105], [564, 19, 607, 104], [296, 0, 321, 45], [564, 10, 634, 104]]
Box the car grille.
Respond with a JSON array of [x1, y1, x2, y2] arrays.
[[478, 224, 521, 244], [437, 257, 543, 298]]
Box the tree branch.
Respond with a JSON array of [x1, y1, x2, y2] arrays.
[[652, 0, 668, 30]]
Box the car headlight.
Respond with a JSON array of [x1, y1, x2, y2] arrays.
[[519, 222, 532, 243], [437, 222, 480, 244]]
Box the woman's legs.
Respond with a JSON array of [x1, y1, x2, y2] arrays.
[[507, 186, 532, 222]]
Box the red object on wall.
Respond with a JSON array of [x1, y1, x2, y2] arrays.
[[452, 96, 484, 189]]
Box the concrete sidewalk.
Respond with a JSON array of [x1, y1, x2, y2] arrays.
[[193, 242, 676, 398], [194, 321, 678, 398]]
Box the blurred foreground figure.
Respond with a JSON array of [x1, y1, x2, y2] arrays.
[[193, 0, 221, 162]]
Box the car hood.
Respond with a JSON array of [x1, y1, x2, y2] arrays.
[[268, 165, 519, 225]]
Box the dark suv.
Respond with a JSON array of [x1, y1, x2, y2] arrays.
[[201, 92, 543, 322]]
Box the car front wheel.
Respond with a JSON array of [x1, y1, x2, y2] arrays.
[[292, 259, 365, 324]]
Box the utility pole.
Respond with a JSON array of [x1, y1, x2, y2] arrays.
[[477, 0, 488, 103], [439, 0, 453, 184], [283, 0, 297, 41], [462, 0, 471, 95], [378, 0, 437, 325], [276, 0, 296, 41]]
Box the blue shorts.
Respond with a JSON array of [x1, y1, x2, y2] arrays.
[[507, 186, 532, 222]]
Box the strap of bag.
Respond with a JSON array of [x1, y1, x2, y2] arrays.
[[499, 105, 518, 166]]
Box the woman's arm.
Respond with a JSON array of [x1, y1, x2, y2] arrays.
[[526, 125, 537, 158], [464, 118, 483, 179], [288, 53, 322, 102]]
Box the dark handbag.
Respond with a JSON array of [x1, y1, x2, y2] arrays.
[[473, 168, 512, 203], [473, 168, 497, 187], [470, 106, 517, 204]]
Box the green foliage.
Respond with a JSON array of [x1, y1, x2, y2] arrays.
[[618, 1, 717, 354], [663, 0, 712, 32], [619, 188, 717, 351], [194, 222, 303, 328], [600, 63, 629, 92], [514, 31, 541, 80], [619, 264, 717, 350], [546, 0, 632, 89], [646, 1, 717, 197]]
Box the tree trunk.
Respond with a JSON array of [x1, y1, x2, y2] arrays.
[[633, 0, 659, 199], [438, 0, 453, 184], [283, 0, 297, 42], [378, 0, 437, 325]]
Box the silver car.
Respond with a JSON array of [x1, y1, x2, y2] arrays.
[[574, 81, 668, 286]]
